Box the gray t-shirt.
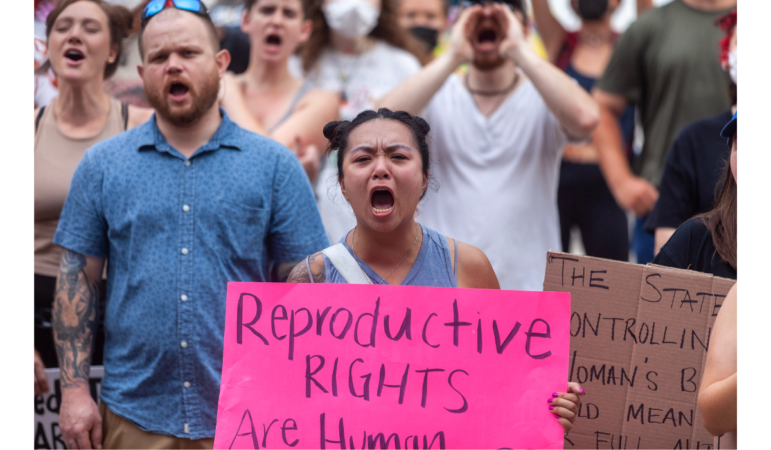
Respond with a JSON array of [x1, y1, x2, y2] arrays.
[[596, 0, 733, 186]]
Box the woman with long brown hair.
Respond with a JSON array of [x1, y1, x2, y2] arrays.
[[652, 113, 737, 280], [34, 0, 152, 396], [296, 0, 424, 244]]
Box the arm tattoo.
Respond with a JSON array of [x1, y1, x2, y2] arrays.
[[53, 250, 101, 389], [286, 253, 326, 283]]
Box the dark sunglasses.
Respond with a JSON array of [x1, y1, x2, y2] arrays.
[[461, 0, 518, 8], [141, 0, 210, 28]]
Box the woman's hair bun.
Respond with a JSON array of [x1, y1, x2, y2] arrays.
[[323, 120, 346, 141], [413, 116, 431, 135]]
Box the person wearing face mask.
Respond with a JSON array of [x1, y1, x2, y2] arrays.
[[591, 0, 735, 265], [645, 9, 736, 256], [651, 112, 737, 281], [287, 108, 588, 437], [398, 0, 449, 65], [294, 0, 424, 244], [532, 0, 649, 262], [378, 1, 600, 291], [219, 0, 340, 182], [33, 0, 153, 399]]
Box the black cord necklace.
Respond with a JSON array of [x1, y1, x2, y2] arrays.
[[465, 72, 520, 97]]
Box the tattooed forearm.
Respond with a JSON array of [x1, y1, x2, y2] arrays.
[[276, 261, 302, 283], [53, 250, 102, 389]]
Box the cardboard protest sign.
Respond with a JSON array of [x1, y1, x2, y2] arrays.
[[34, 366, 103, 449], [214, 283, 570, 449], [542, 252, 736, 449]]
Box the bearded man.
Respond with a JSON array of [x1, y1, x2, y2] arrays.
[[51, 2, 328, 448], [379, 0, 599, 290]]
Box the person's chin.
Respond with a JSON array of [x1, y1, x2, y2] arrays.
[[472, 52, 506, 71]]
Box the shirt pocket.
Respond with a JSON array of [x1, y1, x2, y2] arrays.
[[215, 199, 270, 261]]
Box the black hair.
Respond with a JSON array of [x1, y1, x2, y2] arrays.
[[323, 108, 433, 199]]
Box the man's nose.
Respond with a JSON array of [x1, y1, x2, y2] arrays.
[[165, 52, 184, 73]]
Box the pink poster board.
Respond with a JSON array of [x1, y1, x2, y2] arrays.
[[215, 283, 571, 449]]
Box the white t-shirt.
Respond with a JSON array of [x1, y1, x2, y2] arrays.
[[419, 74, 569, 291], [298, 41, 422, 243]]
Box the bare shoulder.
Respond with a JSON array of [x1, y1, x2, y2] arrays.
[[301, 88, 340, 111], [449, 238, 500, 290], [127, 105, 154, 129], [286, 252, 327, 283]]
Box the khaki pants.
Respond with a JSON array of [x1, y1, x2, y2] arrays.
[[99, 402, 214, 449]]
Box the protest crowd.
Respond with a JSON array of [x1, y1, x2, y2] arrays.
[[32, 0, 738, 448]]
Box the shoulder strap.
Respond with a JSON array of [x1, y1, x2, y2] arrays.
[[321, 243, 373, 285], [555, 32, 580, 71], [268, 83, 311, 133], [121, 102, 129, 130], [452, 238, 459, 279], [305, 255, 315, 284], [35, 106, 46, 134]]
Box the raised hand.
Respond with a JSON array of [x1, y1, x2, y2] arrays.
[[34, 349, 50, 397], [449, 5, 483, 65], [491, 3, 528, 62]]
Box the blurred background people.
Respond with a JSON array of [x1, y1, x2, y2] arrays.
[[294, 0, 423, 243], [652, 113, 737, 280], [591, 0, 735, 265], [220, 0, 340, 182], [34, 0, 152, 395], [646, 8, 736, 255], [532, 0, 652, 262], [380, 2, 599, 290], [699, 282, 737, 448], [397, 0, 450, 64], [35, 0, 60, 109]]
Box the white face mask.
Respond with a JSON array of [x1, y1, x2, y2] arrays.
[[728, 50, 737, 84], [323, 0, 380, 39]]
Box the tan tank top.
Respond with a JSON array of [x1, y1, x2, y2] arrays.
[[34, 98, 126, 277]]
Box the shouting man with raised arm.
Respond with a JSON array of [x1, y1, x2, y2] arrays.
[[52, 2, 328, 449], [378, 0, 599, 290]]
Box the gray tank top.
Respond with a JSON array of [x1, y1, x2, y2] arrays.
[[268, 83, 312, 133], [308, 225, 459, 287]]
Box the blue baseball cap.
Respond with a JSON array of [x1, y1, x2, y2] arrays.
[[720, 112, 737, 145]]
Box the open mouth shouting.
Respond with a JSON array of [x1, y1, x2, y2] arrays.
[[167, 80, 191, 102], [474, 22, 501, 53], [370, 187, 395, 217], [63, 48, 85, 64], [264, 32, 283, 54]]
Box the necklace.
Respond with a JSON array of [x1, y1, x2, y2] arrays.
[[350, 223, 421, 285], [464, 72, 520, 97], [578, 31, 614, 48]]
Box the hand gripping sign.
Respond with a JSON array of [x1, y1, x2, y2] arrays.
[[214, 283, 571, 449]]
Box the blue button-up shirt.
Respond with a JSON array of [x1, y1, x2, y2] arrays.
[[53, 111, 329, 438]]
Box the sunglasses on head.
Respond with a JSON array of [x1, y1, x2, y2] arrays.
[[141, 0, 210, 28], [461, 0, 517, 8]]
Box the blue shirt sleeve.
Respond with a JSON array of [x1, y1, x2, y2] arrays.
[[267, 150, 330, 263], [52, 147, 108, 258]]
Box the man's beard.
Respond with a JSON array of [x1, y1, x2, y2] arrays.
[[145, 69, 220, 127], [472, 52, 507, 72]]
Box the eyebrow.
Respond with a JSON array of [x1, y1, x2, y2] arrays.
[[350, 143, 414, 153]]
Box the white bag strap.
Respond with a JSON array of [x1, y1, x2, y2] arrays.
[[321, 243, 373, 284]]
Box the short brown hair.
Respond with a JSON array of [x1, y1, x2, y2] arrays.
[[244, 0, 318, 19], [37, 0, 133, 79], [138, 6, 221, 61]]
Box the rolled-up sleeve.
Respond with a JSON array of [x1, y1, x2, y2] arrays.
[[268, 150, 330, 263], [53, 148, 108, 258]]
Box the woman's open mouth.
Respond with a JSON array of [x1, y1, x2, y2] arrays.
[[264, 33, 282, 52], [64, 49, 85, 63], [371, 188, 395, 216]]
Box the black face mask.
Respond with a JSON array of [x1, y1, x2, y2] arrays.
[[577, 0, 609, 21], [410, 26, 440, 50]]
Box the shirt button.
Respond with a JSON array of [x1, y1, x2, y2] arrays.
[[183, 204, 190, 212], [184, 381, 191, 388], [184, 423, 190, 434], [181, 248, 189, 255], [185, 160, 191, 167], [181, 294, 188, 301], [181, 341, 188, 348]]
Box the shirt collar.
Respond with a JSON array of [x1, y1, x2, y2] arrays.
[[137, 108, 243, 157]]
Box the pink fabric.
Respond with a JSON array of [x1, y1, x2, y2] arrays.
[[215, 283, 571, 449]]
